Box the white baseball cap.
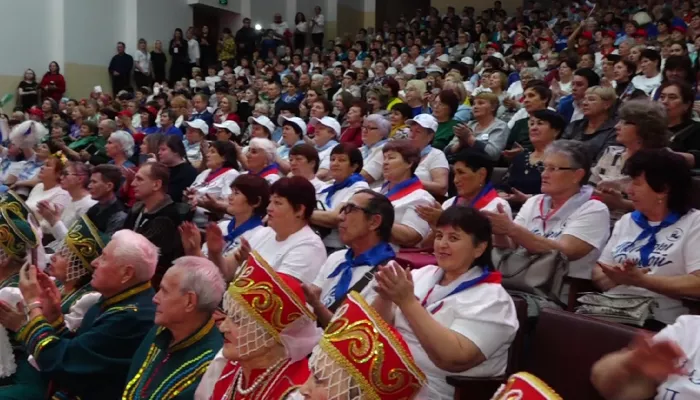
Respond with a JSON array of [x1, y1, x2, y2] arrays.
[[278, 115, 307, 137], [309, 116, 341, 137], [213, 120, 242, 136], [184, 119, 209, 132], [401, 64, 417, 76], [425, 65, 444, 75], [406, 114, 438, 132], [247, 116, 275, 133], [460, 56, 475, 66]]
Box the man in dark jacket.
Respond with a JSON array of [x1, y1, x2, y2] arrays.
[[108, 42, 134, 95], [123, 162, 190, 288], [235, 18, 258, 59]]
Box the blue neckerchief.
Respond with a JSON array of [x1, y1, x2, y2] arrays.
[[360, 139, 387, 159], [278, 140, 305, 159], [382, 175, 420, 198], [630, 211, 681, 267], [320, 173, 365, 208], [420, 145, 432, 157], [315, 140, 338, 153], [224, 216, 263, 243], [327, 242, 395, 303]]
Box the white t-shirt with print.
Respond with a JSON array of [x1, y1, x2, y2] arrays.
[[653, 316, 700, 400], [317, 180, 369, 248], [361, 142, 386, 189], [312, 249, 380, 308], [380, 187, 435, 249], [442, 195, 512, 219], [394, 265, 519, 400], [600, 210, 700, 324], [190, 169, 240, 226], [247, 225, 326, 284], [415, 148, 449, 190], [515, 195, 611, 279]]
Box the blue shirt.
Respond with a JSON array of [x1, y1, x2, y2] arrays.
[[158, 125, 183, 138], [190, 111, 214, 129]]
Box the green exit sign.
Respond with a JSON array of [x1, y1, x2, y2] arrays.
[[219, 0, 227, 4]]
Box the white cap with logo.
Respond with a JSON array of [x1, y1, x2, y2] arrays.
[[213, 120, 242, 136], [278, 116, 307, 137], [406, 114, 438, 132], [247, 116, 276, 133], [184, 119, 209, 133], [309, 116, 341, 137]]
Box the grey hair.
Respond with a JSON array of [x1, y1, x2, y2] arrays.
[[544, 140, 592, 185], [617, 99, 669, 148], [311, 74, 324, 82], [248, 137, 278, 164], [169, 256, 225, 313], [254, 102, 270, 115], [101, 119, 117, 132], [365, 114, 391, 139], [110, 130, 135, 157], [521, 67, 544, 80], [109, 230, 159, 282]]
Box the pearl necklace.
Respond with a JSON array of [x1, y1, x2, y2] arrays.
[[229, 357, 288, 398]]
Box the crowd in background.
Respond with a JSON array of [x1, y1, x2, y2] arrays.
[[0, 0, 699, 399]]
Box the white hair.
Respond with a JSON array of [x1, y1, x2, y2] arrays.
[[311, 74, 324, 83], [110, 130, 135, 158], [248, 137, 278, 164], [169, 256, 225, 313], [254, 102, 270, 115], [110, 230, 158, 282], [365, 114, 391, 139]]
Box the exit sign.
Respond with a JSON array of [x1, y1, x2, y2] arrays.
[[219, 0, 227, 4]]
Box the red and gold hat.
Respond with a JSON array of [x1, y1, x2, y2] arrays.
[[491, 372, 562, 400], [309, 291, 426, 400], [223, 251, 315, 357]]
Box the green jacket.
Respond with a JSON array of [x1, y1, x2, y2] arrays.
[[17, 281, 155, 400], [123, 319, 223, 400], [433, 119, 459, 150]]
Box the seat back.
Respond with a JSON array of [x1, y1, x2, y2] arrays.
[[526, 308, 638, 400], [506, 297, 528, 376]]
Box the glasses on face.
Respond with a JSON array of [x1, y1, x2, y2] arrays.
[[339, 203, 375, 216], [538, 164, 577, 173]]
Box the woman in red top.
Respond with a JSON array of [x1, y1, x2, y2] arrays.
[[40, 61, 66, 102], [214, 94, 241, 125], [339, 99, 365, 147]]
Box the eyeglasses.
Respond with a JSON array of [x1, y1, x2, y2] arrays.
[[537, 164, 577, 173], [339, 203, 376, 216]]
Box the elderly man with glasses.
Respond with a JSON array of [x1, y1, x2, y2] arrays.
[[303, 189, 396, 327]]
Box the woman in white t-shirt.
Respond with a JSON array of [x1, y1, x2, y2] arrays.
[[359, 114, 390, 189], [406, 114, 449, 197], [309, 116, 341, 181], [311, 144, 369, 251], [180, 174, 269, 282], [593, 149, 700, 326], [631, 49, 662, 96], [185, 141, 241, 227], [223, 176, 326, 284], [486, 140, 611, 282], [379, 140, 435, 248], [245, 138, 281, 185], [592, 315, 700, 400], [289, 143, 327, 194], [372, 206, 519, 400], [418, 150, 512, 242], [25, 157, 70, 226]]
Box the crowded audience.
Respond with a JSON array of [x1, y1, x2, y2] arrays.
[[2, 0, 700, 398]]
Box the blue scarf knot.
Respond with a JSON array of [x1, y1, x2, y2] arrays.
[[327, 242, 395, 303], [630, 210, 681, 267], [224, 216, 264, 243], [320, 173, 365, 208]]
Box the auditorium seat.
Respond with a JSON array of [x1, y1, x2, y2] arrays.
[[395, 248, 436, 270], [447, 297, 528, 399]]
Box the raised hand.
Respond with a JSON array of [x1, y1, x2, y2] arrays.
[[179, 222, 202, 256], [205, 222, 225, 255]]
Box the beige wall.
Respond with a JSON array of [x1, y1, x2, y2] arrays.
[[337, 5, 363, 38], [0, 63, 112, 111]]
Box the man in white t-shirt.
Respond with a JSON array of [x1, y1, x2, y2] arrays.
[[310, 6, 325, 48], [186, 28, 200, 71], [306, 190, 396, 327], [592, 315, 700, 400]]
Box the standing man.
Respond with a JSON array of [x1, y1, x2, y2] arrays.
[[108, 42, 134, 95], [311, 6, 325, 49], [187, 27, 200, 73], [133, 38, 153, 89], [235, 18, 257, 60]]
